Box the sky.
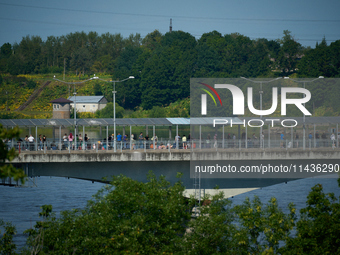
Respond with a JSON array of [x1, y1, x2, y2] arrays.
[[0, 0, 339, 48]]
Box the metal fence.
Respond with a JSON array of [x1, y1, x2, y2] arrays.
[[5, 136, 339, 153]]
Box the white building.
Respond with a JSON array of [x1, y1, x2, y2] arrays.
[[67, 96, 108, 113]]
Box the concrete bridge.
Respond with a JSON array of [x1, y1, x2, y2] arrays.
[[12, 148, 340, 163], [10, 148, 340, 197]]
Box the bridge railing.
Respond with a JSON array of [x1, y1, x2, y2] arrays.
[[5, 137, 339, 152]]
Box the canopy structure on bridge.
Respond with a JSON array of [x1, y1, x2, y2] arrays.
[[240, 116, 340, 124], [1, 117, 340, 128], [0, 118, 174, 127], [0, 117, 246, 127]]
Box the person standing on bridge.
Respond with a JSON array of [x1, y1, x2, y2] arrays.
[[145, 134, 149, 149], [78, 134, 83, 150], [260, 132, 264, 148], [182, 134, 187, 149], [28, 134, 34, 151], [295, 132, 299, 148], [117, 133, 122, 150], [139, 132, 144, 149], [24, 135, 29, 150], [331, 133, 336, 148], [63, 133, 68, 150], [131, 134, 136, 150], [84, 134, 88, 150], [42, 135, 47, 151], [38, 134, 43, 151], [68, 133, 74, 150], [123, 134, 128, 149]]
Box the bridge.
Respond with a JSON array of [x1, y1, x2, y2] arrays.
[[9, 147, 340, 197], [2, 116, 340, 197]]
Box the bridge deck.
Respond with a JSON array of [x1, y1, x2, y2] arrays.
[[10, 147, 340, 163]]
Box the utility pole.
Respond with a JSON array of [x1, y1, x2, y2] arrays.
[[63, 58, 66, 81], [169, 18, 172, 33], [6, 91, 8, 111]]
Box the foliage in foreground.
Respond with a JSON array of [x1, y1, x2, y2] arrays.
[[0, 219, 17, 254], [24, 173, 192, 254], [1, 174, 340, 254], [0, 124, 26, 183]]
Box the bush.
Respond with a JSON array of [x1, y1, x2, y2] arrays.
[[25, 172, 192, 254], [26, 79, 37, 89]]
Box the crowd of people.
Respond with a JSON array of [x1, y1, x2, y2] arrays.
[[8, 130, 340, 151]]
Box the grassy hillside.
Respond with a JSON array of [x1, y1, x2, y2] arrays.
[[0, 74, 190, 119], [1, 73, 339, 119]]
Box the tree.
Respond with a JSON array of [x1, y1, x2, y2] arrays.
[[17, 35, 43, 74], [0, 125, 26, 183], [95, 102, 124, 118], [142, 30, 162, 51], [140, 31, 196, 109], [184, 193, 296, 254], [194, 31, 224, 77], [113, 45, 143, 109], [0, 219, 17, 254], [93, 83, 102, 96], [25, 172, 193, 254], [277, 30, 302, 75], [298, 38, 340, 77], [0, 43, 12, 72], [70, 47, 92, 76], [0, 43, 12, 58], [22, 173, 340, 254], [148, 105, 166, 118], [285, 184, 340, 254]]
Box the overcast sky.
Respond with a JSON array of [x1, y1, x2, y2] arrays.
[[0, 0, 339, 48]]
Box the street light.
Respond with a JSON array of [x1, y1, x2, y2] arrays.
[[286, 76, 324, 150], [53, 75, 96, 150], [92, 75, 135, 152], [240, 77, 282, 148]]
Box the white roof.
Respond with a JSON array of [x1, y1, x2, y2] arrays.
[[67, 96, 106, 103]]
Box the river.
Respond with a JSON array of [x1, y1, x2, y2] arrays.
[[1, 174, 339, 250]]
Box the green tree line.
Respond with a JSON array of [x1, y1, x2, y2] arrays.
[[1, 30, 339, 111]]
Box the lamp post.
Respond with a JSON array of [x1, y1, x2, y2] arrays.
[[240, 77, 282, 148], [53, 75, 96, 150], [287, 76, 324, 150], [92, 75, 135, 152]]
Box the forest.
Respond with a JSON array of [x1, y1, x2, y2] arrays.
[[0, 29, 339, 117]]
